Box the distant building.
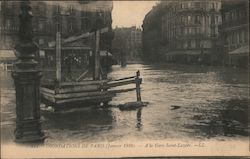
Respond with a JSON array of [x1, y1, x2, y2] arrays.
[[112, 26, 142, 63], [129, 26, 142, 61], [142, 0, 223, 64], [162, 0, 222, 64], [221, 0, 249, 68]]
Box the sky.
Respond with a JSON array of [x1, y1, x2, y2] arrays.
[[112, 1, 158, 28]]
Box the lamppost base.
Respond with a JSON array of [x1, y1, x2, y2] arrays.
[[15, 136, 46, 143], [14, 120, 46, 143]]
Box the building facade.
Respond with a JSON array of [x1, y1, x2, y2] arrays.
[[112, 26, 142, 63], [221, 0, 249, 68], [128, 26, 142, 61], [161, 0, 222, 65], [142, 4, 163, 62], [0, 1, 113, 55]]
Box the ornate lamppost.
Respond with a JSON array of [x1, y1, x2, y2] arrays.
[[12, 0, 45, 143]]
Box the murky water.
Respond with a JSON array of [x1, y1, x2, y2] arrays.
[[0, 64, 249, 143]]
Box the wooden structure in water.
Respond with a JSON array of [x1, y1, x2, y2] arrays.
[[41, 71, 142, 108], [40, 27, 142, 109]]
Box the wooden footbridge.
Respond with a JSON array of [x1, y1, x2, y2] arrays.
[[40, 27, 142, 109]]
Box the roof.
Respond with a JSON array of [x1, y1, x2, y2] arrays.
[[229, 45, 249, 55], [0, 50, 16, 61]]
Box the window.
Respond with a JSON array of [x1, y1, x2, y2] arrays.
[[225, 13, 230, 23], [236, 32, 240, 44], [181, 28, 184, 35], [39, 39, 44, 45], [195, 2, 200, 8], [184, 3, 188, 8], [6, 19, 11, 29], [230, 34, 233, 45], [244, 30, 248, 42], [181, 3, 184, 9], [215, 16, 219, 24], [184, 41, 188, 48], [188, 16, 191, 24], [6, 2, 11, 9], [211, 3, 215, 9], [189, 28, 192, 34], [184, 28, 188, 35], [241, 30, 245, 43], [188, 40, 191, 48], [69, 22, 73, 32], [38, 22, 44, 31], [190, 2, 195, 8], [211, 15, 215, 24], [196, 40, 200, 48], [232, 11, 236, 21], [181, 16, 184, 23], [191, 40, 196, 48], [195, 28, 198, 34], [226, 36, 230, 45], [211, 27, 216, 36], [195, 15, 200, 24], [69, 5, 74, 14], [238, 30, 242, 43], [232, 32, 236, 44]]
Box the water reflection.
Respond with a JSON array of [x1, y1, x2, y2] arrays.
[[42, 108, 114, 142], [184, 99, 248, 138], [0, 64, 248, 142], [136, 108, 143, 130]]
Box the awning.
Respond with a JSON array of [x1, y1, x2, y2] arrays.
[[44, 46, 91, 50], [229, 45, 249, 55], [0, 50, 16, 61], [166, 50, 210, 56]]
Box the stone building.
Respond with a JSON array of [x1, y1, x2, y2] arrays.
[[161, 0, 222, 64], [221, 0, 249, 68], [0, 1, 113, 60], [128, 26, 142, 61], [142, 4, 163, 62], [112, 26, 142, 63]]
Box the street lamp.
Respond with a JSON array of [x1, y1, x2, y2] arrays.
[[12, 0, 45, 143]]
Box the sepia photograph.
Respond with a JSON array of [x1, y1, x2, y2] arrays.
[[0, 0, 249, 158]]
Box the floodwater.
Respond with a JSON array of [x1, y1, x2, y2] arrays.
[[0, 64, 249, 143]]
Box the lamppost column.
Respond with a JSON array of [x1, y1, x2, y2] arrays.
[[12, 0, 45, 143]]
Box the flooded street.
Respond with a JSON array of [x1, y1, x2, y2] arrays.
[[1, 64, 249, 143]]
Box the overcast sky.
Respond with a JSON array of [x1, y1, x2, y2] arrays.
[[112, 1, 158, 28]]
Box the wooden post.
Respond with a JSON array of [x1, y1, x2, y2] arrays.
[[94, 30, 100, 80], [135, 70, 141, 102], [56, 32, 61, 82]]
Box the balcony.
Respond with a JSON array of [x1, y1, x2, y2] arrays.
[[177, 7, 206, 13], [221, 19, 248, 29], [0, 25, 19, 33]]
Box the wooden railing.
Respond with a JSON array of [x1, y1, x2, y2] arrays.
[[40, 70, 142, 107]]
